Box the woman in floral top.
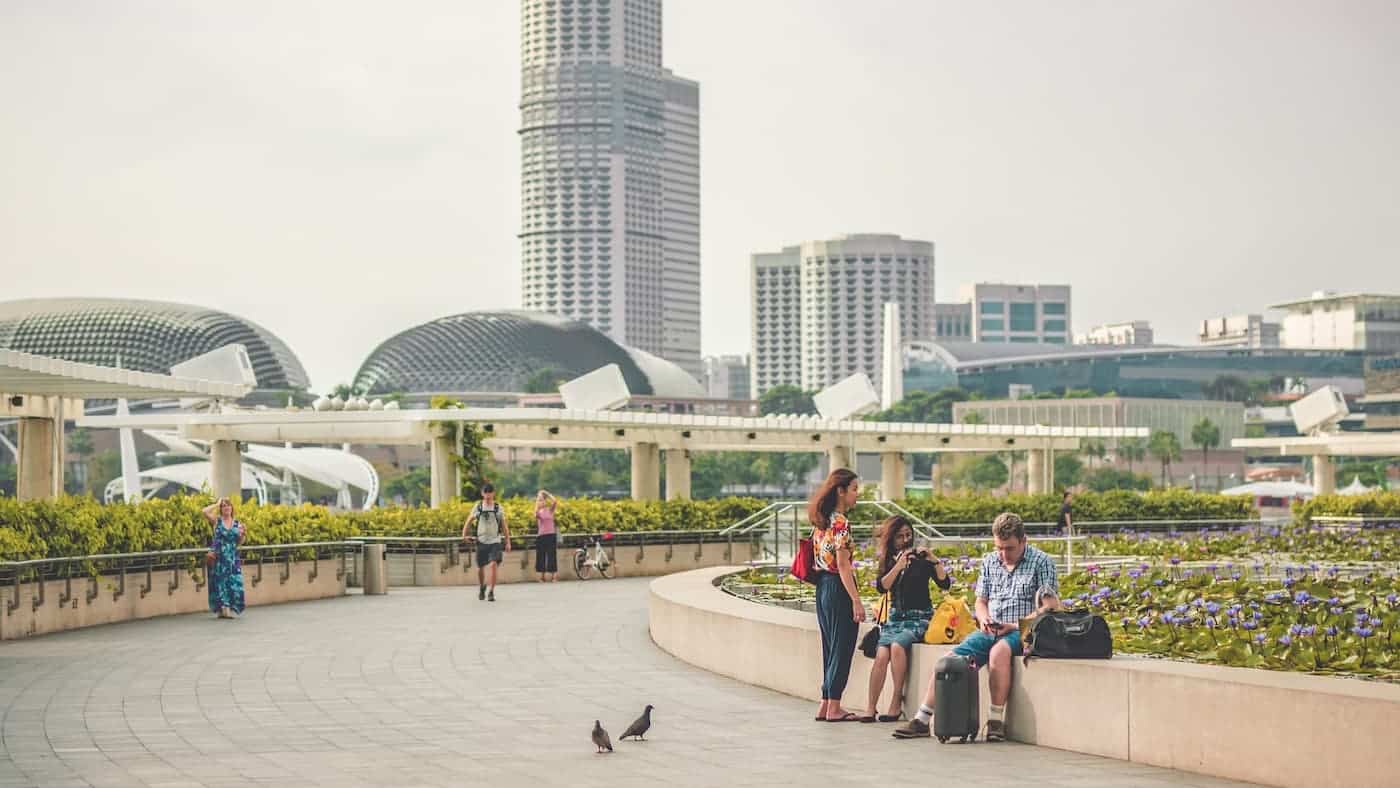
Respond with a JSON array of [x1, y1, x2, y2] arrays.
[[807, 467, 865, 722]]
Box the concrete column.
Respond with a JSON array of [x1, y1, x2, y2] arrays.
[[429, 432, 457, 508], [1313, 454, 1335, 496], [881, 452, 906, 501], [209, 439, 242, 500], [827, 445, 852, 473], [16, 417, 59, 501], [631, 442, 660, 501], [1027, 448, 1046, 495], [664, 448, 691, 500]]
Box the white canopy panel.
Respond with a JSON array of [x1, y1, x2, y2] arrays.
[[0, 348, 253, 399]]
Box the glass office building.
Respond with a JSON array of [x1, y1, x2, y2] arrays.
[[904, 341, 1366, 400]]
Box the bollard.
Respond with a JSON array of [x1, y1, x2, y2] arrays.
[[362, 544, 389, 595]]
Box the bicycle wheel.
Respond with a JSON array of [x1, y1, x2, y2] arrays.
[[573, 548, 592, 580], [597, 550, 613, 579]]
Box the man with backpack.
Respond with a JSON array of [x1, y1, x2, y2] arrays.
[[463, 483, 511, 602], [893, 512, 1059, 742]]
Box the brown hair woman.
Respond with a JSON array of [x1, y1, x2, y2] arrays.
[[806, 467, 865, 722]]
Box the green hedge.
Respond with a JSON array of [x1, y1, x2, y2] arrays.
[[897, 490, 1255, 524], [0, 491, 1256, 561], [1293, 493, 1400, 525], [0, 495, 769, 561]]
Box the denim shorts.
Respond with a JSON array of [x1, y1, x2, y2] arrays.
[[877, 609, 931, 650], [952, 629, 1023, 667], [476, 542, 504, 566]]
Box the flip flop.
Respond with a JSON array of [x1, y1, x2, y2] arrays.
[[878, 713, 904, 723], [824, 712, 859, 722]]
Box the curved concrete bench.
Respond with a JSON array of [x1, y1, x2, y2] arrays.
[[650, 567, 1400, 788]]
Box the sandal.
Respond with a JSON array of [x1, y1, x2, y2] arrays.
[[857, 714, 878, 723], [878, 713, 904, 723], [824, 712, 859, 722]]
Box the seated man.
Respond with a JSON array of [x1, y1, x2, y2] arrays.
[[893, 512, 1059, 742]]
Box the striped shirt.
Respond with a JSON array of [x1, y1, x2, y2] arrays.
[[974, 545, 1059, 624]]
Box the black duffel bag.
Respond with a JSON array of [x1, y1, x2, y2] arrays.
[[1022, 610, 1112, 664]]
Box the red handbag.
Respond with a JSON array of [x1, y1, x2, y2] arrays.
[[791, 535, 817, 585]]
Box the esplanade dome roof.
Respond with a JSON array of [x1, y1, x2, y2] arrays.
[[353, 311, 704, 398], [0, 298, 310, 392]]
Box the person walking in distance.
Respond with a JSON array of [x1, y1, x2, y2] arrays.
[[534, 489, 560, 582], [463, 483, 511, 601], [808, 468, 866, 722]]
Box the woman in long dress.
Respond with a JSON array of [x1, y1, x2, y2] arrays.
[[202, 497, 246, 619]]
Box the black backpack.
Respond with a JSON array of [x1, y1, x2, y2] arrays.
[[1023, 610, 1112, 665]]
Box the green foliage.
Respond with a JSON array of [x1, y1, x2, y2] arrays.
[[896, 489, 1254, 524], [1191, 418, 1221, 466], [961, 455, 1008, 491], [867, 387, 969, 423], [758, 385, 817, 416], [1293, 493, 1400, 525], [523, 367, 566, 394], [381, 467, 431, 506], [1149, 430, 1183, 486], [1084, 467, 1152, 492], [1117, 437, 1148, 474], [0, 495, 772, 560], [1054, 453, 1084, 489]]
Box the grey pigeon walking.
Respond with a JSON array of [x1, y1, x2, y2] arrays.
[[592, 720, 613, 753], [619, 705, 653, 741]]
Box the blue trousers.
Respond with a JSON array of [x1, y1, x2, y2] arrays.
[[815, 572, 857, 700]]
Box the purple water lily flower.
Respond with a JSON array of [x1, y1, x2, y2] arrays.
[[1153, 579, 1166, 587], [1252, 633, 1266, 645], [1137, 616, 1151, 628], [1326, 625, 1339, 637], [1300, 625, 1317, 637], [1205, 617, 1217, 629], [1242, 620, 1258, 631], [1277, 635, 1292, 646], [1387, 593, 1399, 606], [1205, 602, 1221, 615], [1330, 606, 1345, 615], [1293, 591, 1312, 606], [1289, 624, 1303, 637], [1353, 626, 1374, 638], [1162, 613, 1177, 625], [1169, 557, 1181, 565]]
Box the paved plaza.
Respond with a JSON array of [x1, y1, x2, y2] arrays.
[[0, 579, 1254, 788]]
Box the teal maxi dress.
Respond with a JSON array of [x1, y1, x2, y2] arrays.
[[208, 520, 246, 614]]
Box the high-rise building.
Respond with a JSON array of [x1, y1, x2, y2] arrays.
[[519, 0, 701, 378], [935, 302, 972, 340], [1199, 314, 1281, 348], [749, 234, 934, 397], [661, 70, 701, 380], [1272, 292, 1400, 354], [703, 354, 750, 401], [959, 283, 1071, 344], [1077, 320, 1153, 346]]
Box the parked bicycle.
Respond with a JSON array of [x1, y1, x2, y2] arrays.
[[573, 533, 614, 580]]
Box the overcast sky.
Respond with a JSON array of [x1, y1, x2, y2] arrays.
[[3, 1, 1398, 391]]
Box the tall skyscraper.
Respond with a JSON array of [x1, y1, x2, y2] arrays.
[[750, 234, 935, 397], [519, 0, 701, 379]]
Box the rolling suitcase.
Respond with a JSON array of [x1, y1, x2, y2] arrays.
[[932, 654, 979, 743]]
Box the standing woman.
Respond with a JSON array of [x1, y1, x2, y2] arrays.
[[808, 468, 865, 722], [201, 497, 246, 619], [534, 489, 560, 582]]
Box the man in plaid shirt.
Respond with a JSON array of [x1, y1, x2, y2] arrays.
[[894, 512, 1060, 742]]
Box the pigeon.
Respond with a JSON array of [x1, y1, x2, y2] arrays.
[[592, 720, 613, 753], [619, 705, 653, 741]]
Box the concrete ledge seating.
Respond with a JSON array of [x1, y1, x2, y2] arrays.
[[1, 559, 346, 640], [649, 567, 1400, 788]]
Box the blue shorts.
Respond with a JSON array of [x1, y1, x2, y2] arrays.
[[952, 629, 1022, 667]]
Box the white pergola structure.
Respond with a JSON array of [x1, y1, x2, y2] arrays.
[[79, 407, 1148, 505], [1233, 433, 1400, 496], [0, 349, 252, 500]]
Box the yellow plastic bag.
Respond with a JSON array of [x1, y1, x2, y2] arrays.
[[924, 596, 977, 645]]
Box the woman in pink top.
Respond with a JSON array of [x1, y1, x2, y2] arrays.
[[534, 489, 560, 582]]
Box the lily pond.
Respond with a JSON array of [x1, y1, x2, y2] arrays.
[[722, 521, 1400, 681]]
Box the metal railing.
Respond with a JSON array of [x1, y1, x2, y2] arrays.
[[348, 529, 765, 578], [1, 541, 362, 616], [1310, 515, 1400, 529]]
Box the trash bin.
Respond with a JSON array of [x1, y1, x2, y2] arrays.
[[362, 543, 388, 595]]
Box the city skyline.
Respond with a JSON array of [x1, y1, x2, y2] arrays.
[[2, 1, 1398, 391]]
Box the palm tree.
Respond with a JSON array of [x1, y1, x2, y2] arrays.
[[1081, 439, 1107, 470], [1118, 437, 1147, 474], [1190, 418, 1221, 470], [1148, 430, 1182, 487]]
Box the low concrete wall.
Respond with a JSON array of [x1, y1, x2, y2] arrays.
[[650, 567, 1400, 788], [1, 558, 347, 641], [375, 540, 758, 588]]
